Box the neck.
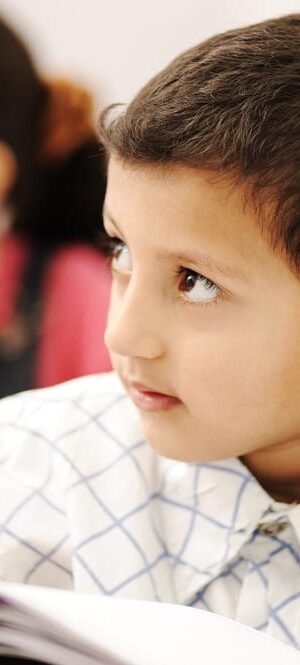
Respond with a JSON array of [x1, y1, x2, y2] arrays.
[[241, 440, 300, 504]]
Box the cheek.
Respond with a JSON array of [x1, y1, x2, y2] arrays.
[[178, 331, 270, 412], [180, 319, 300, 432]]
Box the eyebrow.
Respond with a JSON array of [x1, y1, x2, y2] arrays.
[[103, 206, 246, 282]]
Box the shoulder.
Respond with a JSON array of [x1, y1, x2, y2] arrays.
[[0, 372, 139, 459], [0, 370, 125, 424]]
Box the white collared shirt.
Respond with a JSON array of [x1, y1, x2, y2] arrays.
[[0, 372, 299, 649]]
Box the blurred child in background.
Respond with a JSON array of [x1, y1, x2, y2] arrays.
[[0, 18, 111, 397]]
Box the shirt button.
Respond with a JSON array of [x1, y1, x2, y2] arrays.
[[258, 520, 288, 536]]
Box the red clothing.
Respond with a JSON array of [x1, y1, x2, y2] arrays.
[[0, 234, 112, 388]]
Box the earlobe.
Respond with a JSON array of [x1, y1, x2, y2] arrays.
[[0, 141, 17, 202]]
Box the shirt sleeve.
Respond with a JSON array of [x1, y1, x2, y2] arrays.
[[0, 389, 74, 587], [35, 246, 112, 388]]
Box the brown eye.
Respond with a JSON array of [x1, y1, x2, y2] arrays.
[[178, 268, 219, 302], [179, 269, 198, 292]]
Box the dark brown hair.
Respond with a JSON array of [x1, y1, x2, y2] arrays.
[[99, 13, 300, 275]]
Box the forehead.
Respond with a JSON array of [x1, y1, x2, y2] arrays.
[[105, 158, 283, 280], [106, 158, 251, 239]]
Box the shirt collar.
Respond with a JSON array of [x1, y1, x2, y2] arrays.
[[156, 454, 300, 604]]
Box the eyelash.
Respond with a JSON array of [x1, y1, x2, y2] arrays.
[[104, 236, 221, 306], [174, 267, 217, 292], [173, 267, 221, 308], [100, 233, 124, 259]]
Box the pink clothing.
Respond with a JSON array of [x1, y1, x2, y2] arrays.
[[0, 234, 112, 388], [0, 233, 28, 329]]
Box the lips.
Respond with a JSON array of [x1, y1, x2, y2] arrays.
[[127, 381, 182, 413]]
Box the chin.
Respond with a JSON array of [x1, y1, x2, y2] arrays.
[[140, 417, 238, 464], [140, 421, 199, 462]]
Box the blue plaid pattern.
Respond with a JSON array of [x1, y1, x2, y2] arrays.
[[0, 371, 299, 648]]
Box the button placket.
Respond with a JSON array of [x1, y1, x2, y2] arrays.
[[258, 520, 288, 536]]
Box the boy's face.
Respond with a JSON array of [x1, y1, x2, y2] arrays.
[[104, 157, 300, 469]]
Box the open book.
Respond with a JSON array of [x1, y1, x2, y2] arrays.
[[0, 582, 298, 665]]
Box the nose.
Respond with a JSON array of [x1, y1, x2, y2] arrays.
[[105, 276, 165, 360]]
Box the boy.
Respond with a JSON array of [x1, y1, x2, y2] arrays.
[[0, 12, 300, 650]]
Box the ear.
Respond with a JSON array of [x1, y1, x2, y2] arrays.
[[0, 142, 17, 202]]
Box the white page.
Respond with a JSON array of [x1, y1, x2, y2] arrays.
[[0, 583, 299, 665]]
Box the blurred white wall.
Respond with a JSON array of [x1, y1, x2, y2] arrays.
[[0, 0, 299, 109]]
